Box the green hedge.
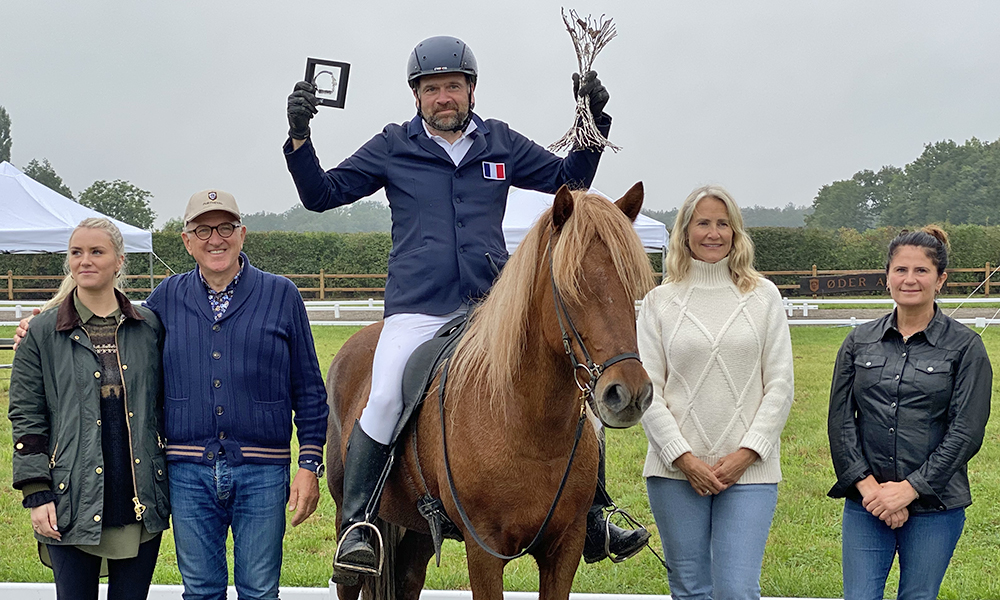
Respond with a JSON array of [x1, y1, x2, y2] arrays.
[[3, 226, 998, 299]]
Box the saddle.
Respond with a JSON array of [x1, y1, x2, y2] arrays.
[[392, 313, 469, 562]]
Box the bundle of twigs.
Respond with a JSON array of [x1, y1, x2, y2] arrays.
[[549, 9, 621, 153]]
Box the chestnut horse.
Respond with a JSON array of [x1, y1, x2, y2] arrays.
[[326, 184, 656, 600]]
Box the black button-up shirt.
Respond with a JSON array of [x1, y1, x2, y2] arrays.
[[827, 306, 992, 513]]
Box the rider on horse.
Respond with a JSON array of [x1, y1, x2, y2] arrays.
[[284, 35, 649, 576]]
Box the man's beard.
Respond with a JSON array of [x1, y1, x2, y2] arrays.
[[423, 106, 469, 132]]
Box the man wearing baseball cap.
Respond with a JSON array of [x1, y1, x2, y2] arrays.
[[144, 190, 328, 600], [13, 190, 329, 599]]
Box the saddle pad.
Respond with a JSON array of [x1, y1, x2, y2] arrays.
[[390, 313, 469, 445]]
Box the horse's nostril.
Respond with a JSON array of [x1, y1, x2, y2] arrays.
[[639, 381, 653, 411], [602, 383, 627, 413]]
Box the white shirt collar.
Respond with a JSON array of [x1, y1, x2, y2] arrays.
[[422, 119, 478, 166]]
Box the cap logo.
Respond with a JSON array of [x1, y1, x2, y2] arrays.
[[208, 192, 217, 200]]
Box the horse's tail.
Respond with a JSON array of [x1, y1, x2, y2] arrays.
[[360, 518, 403, 600]]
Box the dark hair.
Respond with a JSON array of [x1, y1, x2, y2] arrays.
[[886, 225, 950, 275]]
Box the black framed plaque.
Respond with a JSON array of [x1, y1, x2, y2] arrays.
[[305, 58, 350, 108]]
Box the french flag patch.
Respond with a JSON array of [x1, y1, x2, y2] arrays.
[[482, 162, 506, 180]]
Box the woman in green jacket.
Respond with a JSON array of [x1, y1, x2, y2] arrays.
[[9, 218, 169, 600]]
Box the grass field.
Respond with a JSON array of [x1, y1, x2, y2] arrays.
[[2, 324, 999, 598]]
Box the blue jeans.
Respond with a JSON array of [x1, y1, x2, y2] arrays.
[[169, 457, 290, 600], [842, 499, 964, 600], [647, 477, 778, 600]]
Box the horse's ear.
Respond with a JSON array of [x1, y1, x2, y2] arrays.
[[615, 182, 644, 223], [552, 185, 574, 230]]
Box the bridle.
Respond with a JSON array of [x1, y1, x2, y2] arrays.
[[434, 228, 641, 561], [547, 232, 642, 405]]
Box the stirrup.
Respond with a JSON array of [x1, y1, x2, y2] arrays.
[[600, 506, 649, 564], [333, 521, 385, 576]]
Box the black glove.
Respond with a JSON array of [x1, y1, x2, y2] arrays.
[[287, 81, 319, 140], [572, 70, 610, 118]]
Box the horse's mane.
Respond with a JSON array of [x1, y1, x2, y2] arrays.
[[447, 190, 655, 412]]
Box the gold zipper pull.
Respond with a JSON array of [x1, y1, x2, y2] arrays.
[[49, 443, 58, 469], [157, 433, 165, 450], [133, 497, 147, 520]]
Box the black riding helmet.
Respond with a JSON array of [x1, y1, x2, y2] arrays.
[[407, 36, 478, 90], [408, 36, 478, 131]]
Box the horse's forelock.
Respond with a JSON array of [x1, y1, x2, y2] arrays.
[[448, 191, 653, 412]]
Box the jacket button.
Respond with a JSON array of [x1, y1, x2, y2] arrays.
[[122, 364, 128, 370], [895, 375, 900, 380], [128, 412, 134, 418], [157, 469, 163, 476], [890, 402, 896, 408], [58, 483, 65, 490], [889, 456, 894, 461], [213, 324, 221, 332], [15, 443, 23, 450], [927, 366, 934, 372], [96, 467, 103, 474], [865, 361, 871, 366], [94, 371, 101, 378], [216, 406, 224, 416], [214, 379, 222, 388], [889, 428, 895, 434], [212, 351, 221, 359], [73, 335, 80, 340], [207, 451, 214, 460], [97, 419, 102, 426], [94, 515, 101, 522], [135, 458, 141, 464]]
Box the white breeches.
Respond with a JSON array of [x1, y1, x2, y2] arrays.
[[358, 309, 467, 444]]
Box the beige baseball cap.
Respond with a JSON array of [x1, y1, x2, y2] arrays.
[[183, 189, 242, 225]]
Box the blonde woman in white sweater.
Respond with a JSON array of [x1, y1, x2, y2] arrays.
[[638, 185, 794, 600]]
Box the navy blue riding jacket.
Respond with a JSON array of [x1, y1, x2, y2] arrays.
[[283, 112, 611, 317]]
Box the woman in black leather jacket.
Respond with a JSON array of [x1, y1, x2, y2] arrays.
[[827, 225, 991, 600]]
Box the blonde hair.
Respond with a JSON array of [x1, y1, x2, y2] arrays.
[[448, 190, 655, 412], [665, 185, 761, 293], [43, 218, 128, 312]]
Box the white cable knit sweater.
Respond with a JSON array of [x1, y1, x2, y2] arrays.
[[638, 257, 794, 484]]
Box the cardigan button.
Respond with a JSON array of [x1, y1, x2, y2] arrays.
[[207, 451, 214, 460], [212, 351, 221, 359], [216, 406, 224, 416], [214, 379, 222, 388], [213, 324, 221, 332]]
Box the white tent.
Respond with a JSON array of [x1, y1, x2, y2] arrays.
[[502, 187, 669, 255], [0, 161, 152, 253]]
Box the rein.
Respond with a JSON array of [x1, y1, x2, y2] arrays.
[[433, 229, 639, 561]]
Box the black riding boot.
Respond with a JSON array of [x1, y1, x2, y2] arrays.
[[335, 422, 392, 575], [582, 441, 650, 564]]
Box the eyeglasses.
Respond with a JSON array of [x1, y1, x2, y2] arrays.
[[188, 222, 240, 241]]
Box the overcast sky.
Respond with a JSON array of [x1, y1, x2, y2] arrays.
[[3, 1, 999, 226]]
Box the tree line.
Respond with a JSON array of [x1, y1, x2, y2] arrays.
[[1, 105, 157, 229], [805, 137, 1000, 230]]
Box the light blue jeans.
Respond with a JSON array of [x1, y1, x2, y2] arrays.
[[842, 499, 964, 600], [647, 477, 778, 600], [169, 457, 290, 600]]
